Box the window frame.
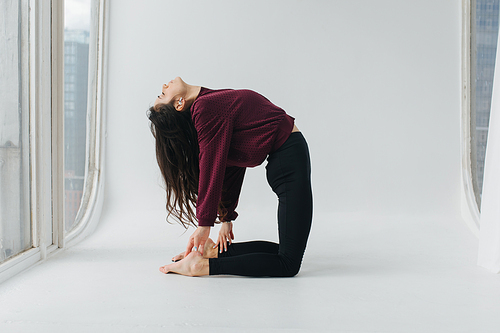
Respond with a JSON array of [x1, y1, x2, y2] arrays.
[[461, 0, 490, 235], [0, 0, 107, 284]]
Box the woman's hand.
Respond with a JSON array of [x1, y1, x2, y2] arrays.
[[185, 226, 211, 257], [216, 222, 234, 253]]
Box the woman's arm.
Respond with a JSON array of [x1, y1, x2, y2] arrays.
[[194, 118, 233, 227], [187, 100, 234, 255]]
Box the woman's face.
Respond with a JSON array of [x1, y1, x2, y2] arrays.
[[154, 76, 185, 109]]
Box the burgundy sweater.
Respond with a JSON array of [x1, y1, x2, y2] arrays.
[[191, 87, 295, 227]]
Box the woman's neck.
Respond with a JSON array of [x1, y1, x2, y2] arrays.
[[184, 85, 202, 109]]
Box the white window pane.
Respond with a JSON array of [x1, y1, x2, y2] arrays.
[[0, 0, 31, 263], [64, 0, 91, 231], [475, 0, 500, 195]]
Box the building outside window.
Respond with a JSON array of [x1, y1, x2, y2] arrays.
[[64, 0, 91, 231], [473, 0, 500, 201]]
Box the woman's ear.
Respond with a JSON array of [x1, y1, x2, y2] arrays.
[[175, 97, 184, 111]]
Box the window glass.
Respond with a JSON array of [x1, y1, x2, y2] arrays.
[[0, 0, 31, 263], [474, 0, 500, 196], [64, 0, 91, 231]]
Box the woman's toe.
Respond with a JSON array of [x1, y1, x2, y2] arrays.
[[172, 253, 184, 262]]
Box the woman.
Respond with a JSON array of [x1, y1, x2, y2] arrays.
[[148, 77, 312, 277]]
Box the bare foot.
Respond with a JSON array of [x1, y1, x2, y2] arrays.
[[159, 252, 209, 276], [171, 238, 218, 262]]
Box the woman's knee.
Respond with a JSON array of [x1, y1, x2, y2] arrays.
[[279, 258, 302, 277], [283, 265, 301, 277]]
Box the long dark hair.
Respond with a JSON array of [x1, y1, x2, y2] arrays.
[[148, 104, 200, 228]]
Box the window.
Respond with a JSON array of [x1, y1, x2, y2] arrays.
[[462, 0, 499, 231], [0, 0, 107, 284], [471, 0, 499, 206], [0, 0, 31, 264], [64, 0, 91, 231], [471, 0, 500, 198]]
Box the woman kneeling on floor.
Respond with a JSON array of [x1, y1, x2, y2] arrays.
[[148, 77, 313, 277]]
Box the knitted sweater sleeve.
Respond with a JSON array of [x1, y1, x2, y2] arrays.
[[219, 166, 246, 222], [194, 104, 234, 227]]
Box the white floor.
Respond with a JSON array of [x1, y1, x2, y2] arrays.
[[1, 209, 499, 333]]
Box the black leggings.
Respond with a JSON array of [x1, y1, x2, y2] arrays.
[[209, 132, 313, 277]]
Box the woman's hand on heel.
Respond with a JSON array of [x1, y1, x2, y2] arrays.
[[185, 226, 211, 257]]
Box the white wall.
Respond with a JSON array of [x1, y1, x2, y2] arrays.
[[103, 0, 463, 234]]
